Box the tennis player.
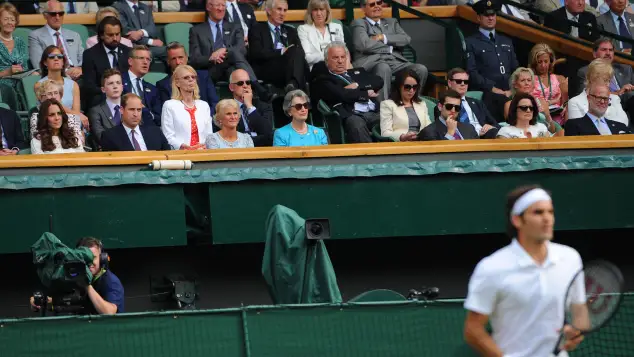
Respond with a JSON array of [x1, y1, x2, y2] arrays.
[[463, 185, 586, 357]]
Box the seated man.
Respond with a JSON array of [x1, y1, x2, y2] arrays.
[[350, 0, 428, 101], [113, 0, 166, 60], [248, 0, 308, 92], [419, 89, 479, 141], [101, 93, 170, 151], [156, 42, 219, 113], [123, 45, 162, 125], [0, 106, 27, 155], [447, 67, 500, 139], [597, 0, 634, 52], [88, 68, 123, 144], [311, 41, 383, 143], [565, 82, 632, 135], [545, 0, 601, 41], [30, 237, 124, 315]]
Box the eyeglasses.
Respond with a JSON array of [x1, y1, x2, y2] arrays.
[[589, 94, 610, 103], [403, 84, 419, 91], [47, 54, 64, 60], [443, 103, 461, 111], [367, 0, 383, 7], [518, 105, 534, 112], [180, 75, 197, 81], [46, 11, 65, 17], [292, 102, 311, 110], [233, 80, 252, 86], [451, 79, 469, 85]]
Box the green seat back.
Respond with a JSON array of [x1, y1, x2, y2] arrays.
[[317, 99, 345, 144], [0, 103, 9, 110], [63, 24, 90, 48], [466, 91, 483, 100], [0, 83, 19, 111], [14, 28, 31, 48], [403, 45, 417, 64], [164, 23, 193, 55], [349, 289, 407, 303], [18, 148, 31, 155], [143, 72, 168, 86], [420, 96, 438, 122], [20, 75, 42, 111], [371, 124, 396, 142]]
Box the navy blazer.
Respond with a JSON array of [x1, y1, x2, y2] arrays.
[[156, 70, 219, 115], [0, 107, 26, 150], [418, 119, 479, 141], [122, 71, 162, 126], [564, 115, 632, 136], [100, 124, 170, 151]]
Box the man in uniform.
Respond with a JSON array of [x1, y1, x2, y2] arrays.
[[465, 0, 519, 122]]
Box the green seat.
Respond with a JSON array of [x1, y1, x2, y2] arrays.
[[0, 83, 19, 111], [143, 72, 168, 86], [20, 75, 41, 112], [466, 91, 483, 100], [164, 23, 193, 55], [63, 24, 90, 48], [403, 45, 417, 64], [371, 124, 396, 142], [0, 103, 9, 110], [17, 148, 31, 155], [317, 99, 345, 144], [349, 289, 407, 303], [14, 28, 31, 48], [420, 96, 438, 122]]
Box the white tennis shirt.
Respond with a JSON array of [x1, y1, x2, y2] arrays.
[[464, 239, 585, 357]]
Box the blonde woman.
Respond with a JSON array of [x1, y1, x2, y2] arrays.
[[86, 7, 133, 49], [528, 43, 567, 124], [206, 99, 254, 149], [297, 0, 346, 70], [161, 65, 213, 150]]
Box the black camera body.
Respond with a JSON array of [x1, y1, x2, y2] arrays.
[[34, 261, 91, 316]]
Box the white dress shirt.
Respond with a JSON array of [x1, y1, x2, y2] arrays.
[[106, 98, 121, 119], [125, 0, 154, 45], [566, 9, 580, 38], [161, 99, 213, 149], [460, 97, 481, 133], [226, 0, 249, 36], [46, 24, 73, 66], [123, 124, 148, 150], [128, 70, 145, 96], [103, 44, 120, 68]]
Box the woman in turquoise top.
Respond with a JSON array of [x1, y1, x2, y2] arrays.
[[0, 3, 30, 88], [274, 90, 328, 147]]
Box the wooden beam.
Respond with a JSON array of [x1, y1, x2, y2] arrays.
[[0, 152, 167, 169]]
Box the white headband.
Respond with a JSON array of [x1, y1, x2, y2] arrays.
[[510, 188, 551, 217]]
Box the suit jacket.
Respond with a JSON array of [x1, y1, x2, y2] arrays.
[[565, 114, 632, 135], [82, 44, 130, 108], [100, 124, 170, 151], [576, 63, 634, 101], [122, 71, 162, 126], [189, 19, 247, 70], [212, 98, 274, 146], [224, 2, 257, 32], [465, 31, 518, 91], [156, 70, 220, 114], [248, 22, 301, 70], [113, 0, 159, 44], [544, 8, 600, 42], [465, 97, 500, 129], [0, 107, 26, 150], [87, 101, 117, 143], [380, 100, 431, 141], [418, 118, 479, 141], [597, 12, 634, 52], [28, 26, 83, 69], [350, 17, 410, 70], [310, 62, 383, 119], [297, 22, 345, 69]]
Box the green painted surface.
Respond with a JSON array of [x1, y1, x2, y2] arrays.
[[0, 185, 186, 253]]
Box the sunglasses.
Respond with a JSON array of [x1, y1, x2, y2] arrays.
[[367, 0, 383, 7], [292, 102, 311, 110], [451, 79, 469, 85], [48, 54, 64, 60], [46, 11, 65, 17], [403, 84, 419, 91], [443, 103, 461, 112], [518, 105, 534, 112], [233, 80, 252, 86]]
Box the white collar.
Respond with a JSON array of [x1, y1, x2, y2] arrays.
[[126, 0, 139, 9], [365, 17, 380, 26], [106, 98, 121, 112], [128, 70, 143, 83], [565, 8, 579, 19], [46, 24, 63, 37], [509, 239, 559, 268], [123, 123, 140, 135]]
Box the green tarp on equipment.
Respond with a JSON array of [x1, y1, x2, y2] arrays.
[[262, 205, 342, 304], [31, 232, 94, 289]]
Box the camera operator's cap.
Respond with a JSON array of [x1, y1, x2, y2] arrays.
[[473, 0, 500, 15]]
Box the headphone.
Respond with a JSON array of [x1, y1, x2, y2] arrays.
[[76, 238, 110, 271]]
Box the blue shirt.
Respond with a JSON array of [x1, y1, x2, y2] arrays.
[[208, 18, 224, 43], [611, 11, 631, 49], [273, 124, 328, 147], [438, 117, 463, 140], [92, 270, 125, 313], [586, 112, 612, 135]]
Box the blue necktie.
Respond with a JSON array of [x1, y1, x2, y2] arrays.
[[113, 105, 121, 125], [241, 105, 251, 133], [618, 17, 633, 49], [459, 100, 469, 123], [214, 23, 224, 50], [68, 0, 75, 13]]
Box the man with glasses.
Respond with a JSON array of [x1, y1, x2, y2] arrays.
[[419, 89, 479, 141], [219, 69, 274, 146], [156, 42, 219, 113], [565, 82, 631, 135], [446, 67, 500, 139], [29, 0, 83, 80], [350, 0, 428, 102], [122, 45, 161, 126]]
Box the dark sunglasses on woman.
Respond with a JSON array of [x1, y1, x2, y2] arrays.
[[403, 84, 419, 91], [518, 105, 534, 112], [293, 102, 311, 110]]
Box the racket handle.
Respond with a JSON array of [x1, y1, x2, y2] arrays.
[[552, 333, 564, 356]]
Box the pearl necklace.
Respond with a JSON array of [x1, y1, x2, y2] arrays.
[[0, 34, 13, 42]]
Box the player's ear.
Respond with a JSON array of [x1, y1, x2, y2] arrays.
[[510, 214, 523, 230]]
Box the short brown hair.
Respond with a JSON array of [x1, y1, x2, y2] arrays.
[[121, 92, 142, 108], [167, 42, 186, 53], [101, 68, 122, 86], [130, 44, 151, 59], [505, 185, 549, 238], [447, 67, 467, 80], [0, 3, 20, 26], [76, 237, 103, 250]]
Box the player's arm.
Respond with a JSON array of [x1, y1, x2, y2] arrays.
[[464, 311, 504, 357], [87, 285, 117, 315], [570, 302, 590, 331]]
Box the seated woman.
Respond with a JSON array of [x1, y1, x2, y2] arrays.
[[274, 90, 328, 147], [504, 67, 563, 136], [30, 80, 83, 143], [528, 43, 567, 125], [161, 64, 213, 150], [497, 93, 550, 139], [567, 59, 629, 126], [380, 69, 431, 141], [0, 3, 30, 89], [34, 46, 81, 113], [206, 99, 254, 149], [86, 7, 133, 49], [297, 0, 347, 71], [31, 99, 85, 154]]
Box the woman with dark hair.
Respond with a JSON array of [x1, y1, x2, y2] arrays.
[[379, 69, 431, 141], [33, 45, 81, 112], [497, 93, 550, 138], [31, 99, 84, 154]]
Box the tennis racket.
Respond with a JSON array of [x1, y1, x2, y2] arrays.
[[552, 259, 625, 356]]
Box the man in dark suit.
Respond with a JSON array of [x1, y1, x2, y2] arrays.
[[0, 106, 27, 155], [113, 0, 166, 60], [88, 68, 124, 145], [213, 69, 274, 146], [225, 0, 257, 42], [310, 42, 383, 143], [82, 16, 131, 109], [101, 93, 170, 151], [544, 0, 600, 42], [446, 67, 500, 139], [156, 42, 219, 114], [419, 89, 479, 141], [122, 45, 162, 126], [565, 82, 632, 135], [189, 0, 269, 99], [248, 0, 308, 92]]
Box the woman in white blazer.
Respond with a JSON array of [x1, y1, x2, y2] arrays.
[[161, 65, 213, 150], [297, 0, 346, 70], [380, 70, 432, 141]]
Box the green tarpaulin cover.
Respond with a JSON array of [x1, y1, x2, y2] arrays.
[[262, 205, 342, 304], [31, 232, 94, 288]]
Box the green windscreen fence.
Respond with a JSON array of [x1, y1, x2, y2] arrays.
[[1, 295, 632, 357]]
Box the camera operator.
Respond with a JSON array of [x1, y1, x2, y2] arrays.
[[30, 237, 124, 315]]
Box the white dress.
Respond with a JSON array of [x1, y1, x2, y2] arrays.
[[31, 135, 85, 154], [497, 123, 550, 138]]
